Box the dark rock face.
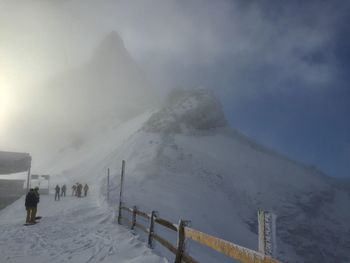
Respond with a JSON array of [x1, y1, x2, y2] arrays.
[[143, 88, 228, 134]]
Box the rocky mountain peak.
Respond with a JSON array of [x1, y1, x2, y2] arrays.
[[93, 31, 127, 60], [143, 88, 228, 134]]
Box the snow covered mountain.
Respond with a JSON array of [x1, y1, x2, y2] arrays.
[[44, 88, 350, 263]]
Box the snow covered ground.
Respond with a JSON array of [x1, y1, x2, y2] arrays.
[[0, 191, 168, 263]]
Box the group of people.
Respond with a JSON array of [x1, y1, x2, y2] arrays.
[[54, 183, 89, 200], [25, 187, 40, 224], [71, 183, 89, 198], [25, 182, 90, 223], [54, 184, 67, 201]]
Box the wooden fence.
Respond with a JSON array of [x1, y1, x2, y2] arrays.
[[119, 204, 281, 263]]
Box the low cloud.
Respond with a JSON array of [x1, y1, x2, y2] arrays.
[[0, 0, 348, 171]]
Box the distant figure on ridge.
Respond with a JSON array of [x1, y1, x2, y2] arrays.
[[25, 188, 39, 224], [55, 185, 60, 201], [72, 184, 76, 196], [83, 184, 89, 197], [77, 183, 83, 198], [61, 184, 66, 197]]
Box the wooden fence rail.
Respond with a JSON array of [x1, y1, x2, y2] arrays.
[[119, 205, 281, 263]]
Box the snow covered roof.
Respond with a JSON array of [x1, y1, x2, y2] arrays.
[[0, 151, 31, 174]]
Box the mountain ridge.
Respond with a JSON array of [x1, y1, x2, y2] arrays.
[[45, 88, 350, 263]]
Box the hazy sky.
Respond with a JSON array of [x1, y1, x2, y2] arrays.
[[0, 0, 349, 177]]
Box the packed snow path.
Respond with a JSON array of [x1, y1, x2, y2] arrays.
[[0, 191, 168, 263]]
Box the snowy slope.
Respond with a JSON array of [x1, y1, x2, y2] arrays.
[[0, 190, 168, 263], [39, 89, 350, 263]]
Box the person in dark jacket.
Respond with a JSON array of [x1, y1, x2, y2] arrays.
[[72, 184, 76, 196], [61, 184, 66, 197], [75, 183, 79, 196], [55, 185, 60, 201], [83, 184, 89, 197], [33, 187, 40, 221], [25, 188, 38, 224], [77, 183, 83, 198]]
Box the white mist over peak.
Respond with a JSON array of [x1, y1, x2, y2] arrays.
[[2, 31, 160, 171], [53, 30, 158, 123]]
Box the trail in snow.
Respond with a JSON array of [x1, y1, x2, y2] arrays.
[[0, 191, 168, 263]]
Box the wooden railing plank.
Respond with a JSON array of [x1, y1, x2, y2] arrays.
[[153, 233, 178, 255], [182, 252, 200, 263], [135, 222, 149, 234], [135, 210, 150, 219], [121, 206, 133, 213], [155, 217, 178, 232], [185, 227, 280, 263]]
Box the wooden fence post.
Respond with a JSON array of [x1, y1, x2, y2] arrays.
[[175, 220, 187, 263], [148, 211, 157, 248], [258, 210, 276, 257], [117, 201, 122, 224], [258, 210, 266, 255], [117, 160, 126, 224], [131, 206, 137, 230]]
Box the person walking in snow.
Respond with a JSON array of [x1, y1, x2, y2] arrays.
[[55, 185, 60, 201], [25, 188, 38, 224], [83, 184, 89, 197], [77, 183, 83, 198], [72, 184, 76, 196], [61, 184, 66, 197], [33, 186, 40, 221], [75, 182, 79, 197]]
